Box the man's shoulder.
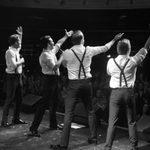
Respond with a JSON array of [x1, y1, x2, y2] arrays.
[[108, 57, 114, 62], [63, 49, 71, 54], [6, 48, 15, 55], [41, 51, 51, 56], [41, 51, 54, 60]]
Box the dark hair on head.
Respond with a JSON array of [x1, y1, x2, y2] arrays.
[[117, 39, 131, 55], [71, 30, 84, 45], [9, 34, 19, 46], [40, 35, 51, 49]]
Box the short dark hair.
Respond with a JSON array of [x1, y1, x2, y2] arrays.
[[9, 34, 19, 46], [40, 35, 51, 49], [117, 39, 131, 55], [71, 30, 84, 45]]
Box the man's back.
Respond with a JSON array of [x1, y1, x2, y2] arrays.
[[107, 47, 147, 88], [63, 45, 92, 80]]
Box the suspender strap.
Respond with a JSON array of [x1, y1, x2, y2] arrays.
[[71, 49, 87, 79], [113, 58, 130, 87]]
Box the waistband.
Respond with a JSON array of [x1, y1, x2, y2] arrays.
[[43, 74, 59, 77], [111, 87, 133, 90], [6, 73, 21, 76], [69, 78, 91, 82]]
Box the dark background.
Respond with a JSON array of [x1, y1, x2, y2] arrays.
[[0, 7, 150, 78]]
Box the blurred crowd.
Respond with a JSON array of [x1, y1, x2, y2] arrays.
[[21, 68, 150, 122], [1, 65, 150, 127]]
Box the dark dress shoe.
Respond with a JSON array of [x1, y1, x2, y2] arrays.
[[50, 144, 67, 150], [12, 119, 27, 125], [87, 137, 97, 144], [1, 122, 10, 127], [27, 130, 40, 137]]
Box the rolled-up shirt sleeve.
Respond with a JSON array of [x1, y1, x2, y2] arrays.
[[132, 48, 148, 66], [106, 58, 112, 76], [53, 43, 61, 54]]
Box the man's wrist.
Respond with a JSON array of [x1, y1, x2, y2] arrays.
[[65, 34, 69, 38]]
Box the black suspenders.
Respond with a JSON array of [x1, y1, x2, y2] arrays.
[[113, 58, 130, 87], [71, 49, 87, 79]]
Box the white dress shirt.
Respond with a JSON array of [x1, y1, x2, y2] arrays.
[[107, 48, 147, 88], [39, 44, 60, 75], [62, 44, 110, 80], [5, 47, 22, 74]]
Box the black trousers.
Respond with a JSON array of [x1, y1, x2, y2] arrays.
[[60, 78, 97, 148], [1, 73, 23, 123], [104, 88, 138, 150], [30, 75, 59, 131]]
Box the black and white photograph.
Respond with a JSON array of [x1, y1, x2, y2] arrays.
[[0, 0, 150, 150]]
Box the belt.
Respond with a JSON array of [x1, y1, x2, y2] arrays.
[[43, 74, 59, 77]]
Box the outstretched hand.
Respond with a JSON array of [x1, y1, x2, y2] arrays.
[[65, 29, 74, 37], [114, 33, 124, 41], [16, 26, 23, 35]]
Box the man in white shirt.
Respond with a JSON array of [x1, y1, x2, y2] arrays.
[[50, 30, 123, 150], [1, 26, 26, 127], [28, 30, 73, 137], [104, 36, 150, 150]]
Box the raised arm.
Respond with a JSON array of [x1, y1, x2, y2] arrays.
[[16, 26, 23, 49], [132, 35, 150, 66], [105, 33, 124, 49], [54, 29, 73, 53], [57, 29, 73, 45], [91, 33, 124, 56], [144, 35, 150, 52]]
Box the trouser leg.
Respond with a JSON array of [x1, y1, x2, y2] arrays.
[[30, 98, 47, 131], [13, 82, 23, 120], [104, 91, 120, 150], [1, 75, 16, 124], [126, 92, 138, 149]]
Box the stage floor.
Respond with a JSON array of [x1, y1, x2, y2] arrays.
[[0, 106, 150, 150]]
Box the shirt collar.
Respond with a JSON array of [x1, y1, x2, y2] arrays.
[[117, 55, 129, 59], [72, 44, 84, 49]]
